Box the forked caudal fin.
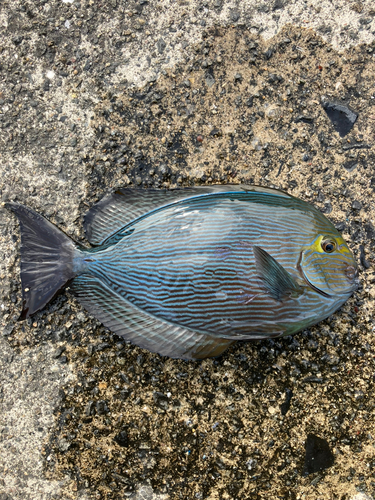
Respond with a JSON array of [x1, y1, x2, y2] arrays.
[[6, 203, 79, 319]]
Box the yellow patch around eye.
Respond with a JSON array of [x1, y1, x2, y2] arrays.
[[336, 236, 351, 254], [311, 235, 326, 254], [308, 235, 350, 255]]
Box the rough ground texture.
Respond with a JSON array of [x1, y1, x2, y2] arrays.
[[1, 0, 375, 499]]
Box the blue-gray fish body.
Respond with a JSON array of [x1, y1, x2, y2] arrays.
[[7, 185, 358, 359]]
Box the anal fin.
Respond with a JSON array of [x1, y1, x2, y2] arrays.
[[70, 275, 234, 360]]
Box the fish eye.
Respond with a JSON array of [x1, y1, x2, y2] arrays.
[[321, 239, 337, 253]]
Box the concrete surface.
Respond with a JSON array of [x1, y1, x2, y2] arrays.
[[1, 0, 375, 499]]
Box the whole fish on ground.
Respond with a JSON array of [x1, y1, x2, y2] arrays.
[[6, 185, 359, 360]]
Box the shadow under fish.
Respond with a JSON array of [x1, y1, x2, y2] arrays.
[[6, 185, 359, 360]]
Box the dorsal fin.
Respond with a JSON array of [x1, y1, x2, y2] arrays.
[[83, 185, 292, 246]]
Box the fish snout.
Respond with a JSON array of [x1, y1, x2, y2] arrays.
[[345, 265, 358, 281]]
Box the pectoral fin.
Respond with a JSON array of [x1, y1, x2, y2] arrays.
[[253, 246, 302, 301]]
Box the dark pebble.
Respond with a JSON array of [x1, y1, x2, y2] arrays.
[[352, 200, 362, 210], [343, 160, 358, 172], [95, 342, 111, 352], [273, 0, 284, 10], [268, 73, 283, 84], [280, 388, 293, 416], [53, 346, 66, 358], [321, 202, 332, 214], [210, 128, 221, 137], [114, 430, 129, 447], [302, 376, 325, 384], [359, 244, 371, 269], [264, 48, 274, 60], [96, 400, 109, 415], [342, 142, 370, 151], [205, 72, 215, 87], [230, 10, 240, 22], [365, 222, 375, 240], [12, 35, 23, 45], [85, 401, 95, 416], [157, 38, 166, 54], [321, 100, 358, 137], [153, 391, 169, 410], [303, 434, 334, 475], [295, 115, 314, 124]]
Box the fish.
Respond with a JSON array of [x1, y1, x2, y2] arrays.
[[6, 185, 359, 360]]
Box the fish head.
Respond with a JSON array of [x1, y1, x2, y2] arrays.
[[299, 233, 359, 297]]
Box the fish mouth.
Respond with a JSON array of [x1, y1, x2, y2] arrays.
[[297, 252, 332, 298]]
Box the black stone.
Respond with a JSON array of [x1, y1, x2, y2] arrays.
[[268, 73, 283, 84], [321, 100, 358, 137], [342, 142, 370, 151], [210, 128, 222, 136], [302, 376, 325, 384], [365, 223, 375, 240], [343, 159, 358, 172], [85, 400, 95, 416], [280, 388, 293, 415], [205, 70, 215, 87], [230, 10, 240, 22], [96, 400, 109, 415], [53, 346, 66, 358], [153, 391, 169, 410], [245, 97, 254, 107], [114, 430, 129, 447], [359, 245, 370, 269], [295, 115, 314, 124], [303, 434, 334, 475], [264, 48, 274, 60], [273, 0, 284, 10], [157, 38, 166, 54]]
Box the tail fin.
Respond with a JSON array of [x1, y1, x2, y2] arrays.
[[6, 203, 79, 319]]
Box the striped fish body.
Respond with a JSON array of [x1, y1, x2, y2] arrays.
[[7, 186, 358, 360], [80, 191, 353, 339]]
